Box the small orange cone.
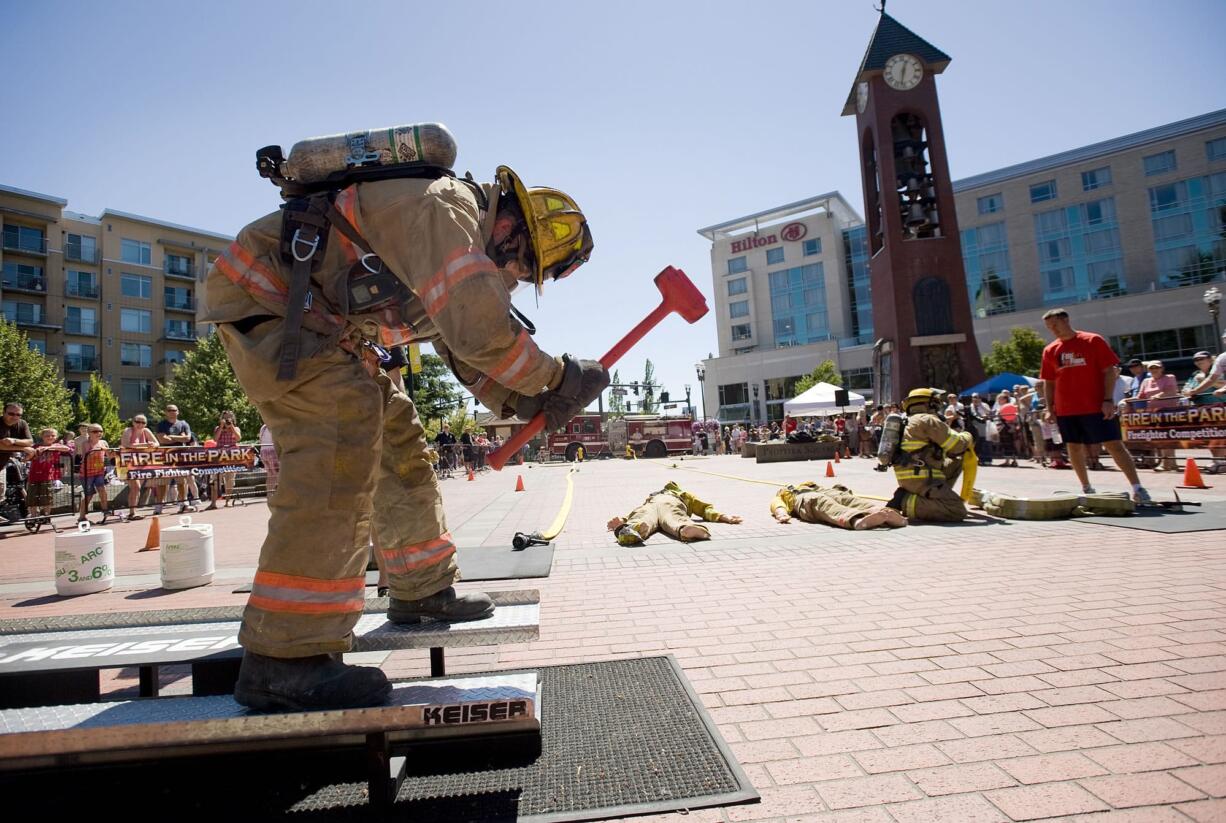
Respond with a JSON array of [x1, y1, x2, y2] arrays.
[[825, 461, 835, 478], [467, 467, 475, 481], [1177, 457, 1211, 489], [139, 516, 160, 552], [515, 475, 525, 492]]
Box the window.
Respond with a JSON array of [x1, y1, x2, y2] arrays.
[[65, 343, 97, 372], [1143, 150, 1177, 176], [841, 367, 874, 390], [803, 238, 822, 256], [1084, 228, 1121, 255], [1088, 260, 1125, 297], [773, 317, 795, 338], [727, 256, 747, 275], [1082, 197, 1116, 226], [1029, 180, 1057, 203], [765, 247, 784, 265], [1045, 267, 1076, 295], [165, 253, 192, 277], [2, 224, 45, 253], [729, 300, 749, 318], [1152, 212, 1194, 242], [65, 233, 97, 263], [1034, 208, 1068, 238], [2, 300, 42, 325], [733, 346, 756, 355], [65, 270, 98, 298], [67, 380, 90, 398], [727, 278, 747, 296], [1, 262, 44, 291], [164, 286, 193, 309], [27, 338, 46, 355], [163, 349, 187, 365], [1208, 138, 1226, 163], [65, 306, 97, 335], [121, 273, 152, 299], [977, 193, 1003, 214], [731, 323, 752, 341], [718, 383, 749, 406], [1081, 167, 1112, 191], [121, 308, 152, 334], [121, 342, 152, 367], [1040, 238, 1071, 265], [121, 238, 152, 265], [1149, 181, 1188, 212], [121, 379, 153, 406], [164, 319, 195, 339]]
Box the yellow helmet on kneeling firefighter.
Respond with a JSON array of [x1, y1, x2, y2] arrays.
[[496, 165, 594, 296], [902, 387, 943, 416]]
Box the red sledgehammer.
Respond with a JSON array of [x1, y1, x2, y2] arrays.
[[487, 265, 709, 470]]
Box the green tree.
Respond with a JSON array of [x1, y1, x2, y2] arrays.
[[0, 319, 73, 434], [81, 375, 122, 442], [981, 326, 1046, 377], [640, 359, 657, 414], [793, 359, 843, 396], [608, 369, 625, 417], [150, 332, 261, 441], [409, 352, 460, 425]]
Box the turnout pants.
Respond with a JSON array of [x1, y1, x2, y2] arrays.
[[896, 457, 968, 523], [793, 486, 881, 529], [625, 494, 709, 542], [220, 321, 458, 658]]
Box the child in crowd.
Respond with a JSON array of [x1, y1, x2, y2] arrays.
[[27, 428, 71, 522], [76, 424, 111, 524]]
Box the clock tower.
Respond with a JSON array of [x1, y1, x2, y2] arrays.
[[842, 11, 984, 403]]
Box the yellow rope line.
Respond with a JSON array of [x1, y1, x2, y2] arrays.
[[538, 467, 576, 539], [655, 461, 890, 501]]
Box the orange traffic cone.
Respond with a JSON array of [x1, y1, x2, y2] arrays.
[[467, 467, 475, 481], [835, 450, 841, 464], [515, 475, 525, 492], [825, 461, 835, 478], [139, 516, 161, 552], [1177, 458, 1211, 490]]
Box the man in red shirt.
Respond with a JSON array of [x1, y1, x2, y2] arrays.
[[1039, 308, 1150, 503]]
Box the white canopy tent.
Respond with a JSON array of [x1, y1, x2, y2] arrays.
[[783, 382, 866, 417]]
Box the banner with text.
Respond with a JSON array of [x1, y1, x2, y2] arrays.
[[117, 446, 258, 479], [1120, 402, 1226, 449]]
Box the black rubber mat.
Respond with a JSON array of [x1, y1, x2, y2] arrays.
[[0, 656, 757, 821], [1071, 500, 1226, 533], [455, 543, 555, 581]]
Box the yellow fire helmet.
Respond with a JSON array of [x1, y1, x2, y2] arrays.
[[902, 387, 943, 415], [496, 165, 594, 295]]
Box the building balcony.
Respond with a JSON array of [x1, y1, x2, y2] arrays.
[[163, 324, 196, 341], [1, 236, 47, 256], [64, 321, 98, 336], [163, 260, 195, 280], [65, 246, 98, 264], [64, 356, 98, 373], [164, 296, 195, 312], [65, 282, 100, 299], [1, 274, 47, 294], [6, 313, 60, 330]]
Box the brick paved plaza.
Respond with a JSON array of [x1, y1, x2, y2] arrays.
[[1, 454, 1224, 821]]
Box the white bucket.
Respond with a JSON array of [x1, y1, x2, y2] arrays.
[[55, 521, 115, 596], [160, 515, 215, 590]]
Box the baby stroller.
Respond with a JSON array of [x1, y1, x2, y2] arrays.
[[0, 457, 35, 531], [996, 418, 1020, 467]]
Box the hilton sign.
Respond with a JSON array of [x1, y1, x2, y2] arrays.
[[729, 221, 807, 254]]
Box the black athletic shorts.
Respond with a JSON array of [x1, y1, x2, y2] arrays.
[[1056, 412, 1121, 445]]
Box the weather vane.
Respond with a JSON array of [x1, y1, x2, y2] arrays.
[[874, 0, 886, 13]]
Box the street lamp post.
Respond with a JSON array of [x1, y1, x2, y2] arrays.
[[752, 383, 760, 425], [694, 363, 707, 421], [1204, 286, 1222, 345], [684, 384, 692, 421]]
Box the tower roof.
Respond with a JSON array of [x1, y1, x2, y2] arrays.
[[841, 13, 951, 115]]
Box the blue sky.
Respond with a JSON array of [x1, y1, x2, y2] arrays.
[[3, 0, 1223, 415]]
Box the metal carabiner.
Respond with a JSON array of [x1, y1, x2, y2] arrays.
[[359, 253, 383, 274], [291, 228, 320, 263]]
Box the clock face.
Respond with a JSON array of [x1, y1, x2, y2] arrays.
[[856, 81, 869, 114], [883, 53, 923, 91]]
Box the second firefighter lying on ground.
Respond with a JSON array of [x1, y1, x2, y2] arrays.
[[607, 481, 742, 545], [770, 482, 908, 529], [882, 388, 975, 522]]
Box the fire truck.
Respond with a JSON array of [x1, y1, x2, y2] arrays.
[[547, 414, 694, 461]]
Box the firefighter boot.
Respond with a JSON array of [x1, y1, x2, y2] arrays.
[[234, 651, 391, 712], [387, 587, 495, 624]]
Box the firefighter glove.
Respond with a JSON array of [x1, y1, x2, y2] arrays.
[[519, 355, 609, 431]]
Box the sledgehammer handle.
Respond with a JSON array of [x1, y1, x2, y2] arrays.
[[486, 303, 672, 471]]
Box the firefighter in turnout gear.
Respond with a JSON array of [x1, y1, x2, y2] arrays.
[[204, 144, 607, 712], [770, 482, 907, 530], [885, 388, 975, 522], [607, 481, 742, 545]]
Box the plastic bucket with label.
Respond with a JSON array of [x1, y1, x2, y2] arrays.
[[55, 521, 115, 596], [160, 515, 215, 590]]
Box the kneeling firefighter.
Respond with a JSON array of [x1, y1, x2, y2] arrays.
[[203, 124, 609, 711], [880, 388, 975, 522]]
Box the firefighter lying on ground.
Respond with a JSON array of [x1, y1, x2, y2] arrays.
[[606, 481, 742, 545], [881, 388, 975, 522], [204, 128, 608, 712], [770, 482, 908, 530]]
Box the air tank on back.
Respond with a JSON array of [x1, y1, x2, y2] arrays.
[[282, 123, 458, 184]]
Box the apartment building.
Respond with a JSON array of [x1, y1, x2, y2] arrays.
[[0, 183, 231, 418]]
